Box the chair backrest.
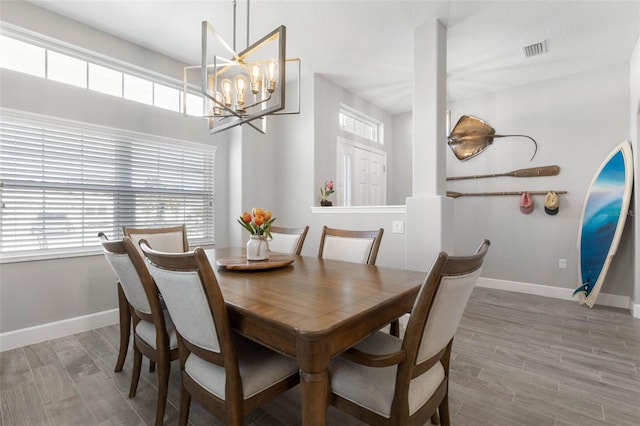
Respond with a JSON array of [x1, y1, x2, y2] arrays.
[[402, 240, 490, 373], [139, 242, 228, 358], [99, 233, 166, 324], [317, 226, 384, 265], [268, 225, 309, 255], [123, 225, 189, 258]]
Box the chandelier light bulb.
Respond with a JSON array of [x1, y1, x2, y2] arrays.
[[221, 79, 233, 107], [266, 60, 277, 93], [235, 74, 247, 108], [250, 64, 262, 94], [213, 91, 223, 115]]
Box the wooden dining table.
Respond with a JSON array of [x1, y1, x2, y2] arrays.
[[205, 247, 426, 425]]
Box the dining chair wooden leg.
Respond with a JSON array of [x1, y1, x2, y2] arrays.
[[390, 319, 400, 337], [115, 284, 131, 372], [129, 346, 143, 398], [439, 395, 450, 426], [178, 388, 191, 426], [227, 405, 243, 426], [154, 357, 171, 426]]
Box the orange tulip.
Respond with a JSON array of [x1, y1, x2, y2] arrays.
[[254, 214, 265, 226], [252, 207, 264, 217], [264, 210, 272, 221], [241, 211, 251, 223]]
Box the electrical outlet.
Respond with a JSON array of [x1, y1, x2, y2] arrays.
[[392, 221, 404, 234], [559, 258, 566, 269]]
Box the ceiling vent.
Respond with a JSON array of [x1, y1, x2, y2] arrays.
[[522, 40, 548, 58]]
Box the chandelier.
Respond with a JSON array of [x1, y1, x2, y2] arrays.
[[184, 0, 300, 134]]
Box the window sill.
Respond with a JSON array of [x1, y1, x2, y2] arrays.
[[0, 247, 103, 264], [310, 205, 406, 214]]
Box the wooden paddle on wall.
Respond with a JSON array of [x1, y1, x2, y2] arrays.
[[447, 165, 560, 181], [446, 190, 568, 198]]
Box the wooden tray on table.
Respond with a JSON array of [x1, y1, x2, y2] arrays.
[[216, 254, 294, 271]]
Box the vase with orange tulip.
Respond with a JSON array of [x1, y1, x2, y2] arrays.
[[237, 208, 276, 260]]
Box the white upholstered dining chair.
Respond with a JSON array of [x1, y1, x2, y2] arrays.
[[113, 225, 187, 371], [99, 234, 179, 426], [317, 226, 383, 266], [123, 224, 189, 255], [329, 240, 490, 426], [268, 225, 309, 255], [139, 241, 300, 426], [106, 225, 185, 378]]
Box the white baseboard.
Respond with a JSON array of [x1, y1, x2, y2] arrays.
[[0, 309, 119, 352], [476, 277, 638, 318]]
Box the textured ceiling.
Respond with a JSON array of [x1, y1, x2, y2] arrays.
[[23, 0, 640, 115]]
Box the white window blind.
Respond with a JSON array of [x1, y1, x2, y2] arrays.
[[0, 109, 215, 259]]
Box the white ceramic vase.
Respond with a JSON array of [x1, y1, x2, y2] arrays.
[[246, 235, 269, 260]]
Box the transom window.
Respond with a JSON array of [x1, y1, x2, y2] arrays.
[[338, 106, 383, 144], [0, 31, 204, 116]]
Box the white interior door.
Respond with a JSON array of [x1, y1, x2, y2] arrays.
[[337, 138, 386, 206]]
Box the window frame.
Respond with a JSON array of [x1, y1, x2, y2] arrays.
[[338, 105, 384, 145], [0, 109, 216, 263], [0, 25, 204, 116]]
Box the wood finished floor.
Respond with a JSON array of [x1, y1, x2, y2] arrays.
[[1, 287, 639, 425]]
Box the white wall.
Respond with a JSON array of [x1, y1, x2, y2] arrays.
[[390, 111, 413, 205], [227, 124, 280, 248], [392, 60, 636, 308], [0, 0, 184, 82], [255, 66, 316, 245], [0, 1, 231, 342], [268, 74, 409, 268], [0, 72, 230, 338], [447, 63, 633, 296], [313, 74, 394, 206]]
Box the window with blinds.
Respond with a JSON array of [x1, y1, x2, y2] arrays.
[[0, 109, 216, 259]]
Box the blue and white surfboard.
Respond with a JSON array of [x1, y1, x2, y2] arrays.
[[574, 140, 634, 307]]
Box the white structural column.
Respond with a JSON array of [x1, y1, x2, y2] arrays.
[[405, 20, 454, 271], [228, 126, 246, 248], [412, 21, 447, 196]]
